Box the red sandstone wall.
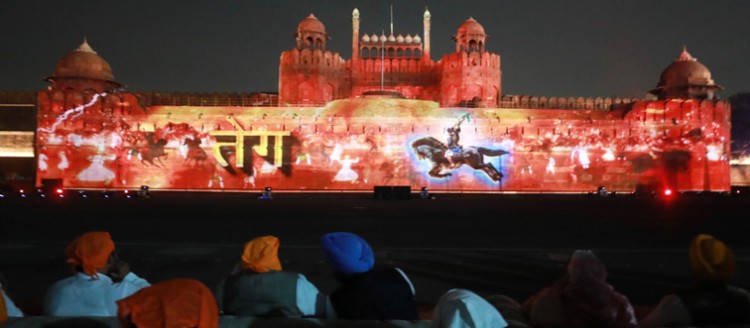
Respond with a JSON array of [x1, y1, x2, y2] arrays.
[[35, 91, 731, 192]]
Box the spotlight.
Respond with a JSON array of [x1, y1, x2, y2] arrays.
[[101, 191, 111, 198], [420, 187, 430, 199], [36, 188, 46, 198], [19, 189, 27, 198], [138, 185, 150, 198], [259, 186, 273, 200], [55, 188, 65, 198], [78, 190, 88, 198], [663, 188, 673, 197], [124, 190, 133, 199]]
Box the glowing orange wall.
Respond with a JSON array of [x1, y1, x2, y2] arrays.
[[36, 91, 731, 192]]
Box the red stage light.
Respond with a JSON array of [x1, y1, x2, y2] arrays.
[[663, 189, 673, 196], [56, 188, 63, 194]]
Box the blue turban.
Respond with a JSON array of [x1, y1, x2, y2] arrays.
[[321, 232, 375, 274]]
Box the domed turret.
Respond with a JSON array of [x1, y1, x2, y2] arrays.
[[297, 14, 326, 35], [295, 14, 329, 50], [453, 17, 486, 53], [457, 17, 485, 36], [46, 38, 120, 92], [650, 47, 722, 100]]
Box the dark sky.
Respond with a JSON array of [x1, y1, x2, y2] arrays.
[[1, 1, 748, 99]]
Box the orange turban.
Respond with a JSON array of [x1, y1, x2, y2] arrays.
[[117, 278, 219, 328], [0, 289, 7, 323], [65, 231, 115, 276], [241, 235, 282, 273], [689, 234, 736, 282]]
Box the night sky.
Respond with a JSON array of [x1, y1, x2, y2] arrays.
[[1, 1, 748, 98]]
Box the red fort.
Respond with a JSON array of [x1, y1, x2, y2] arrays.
[[32, 9, 730, 193]]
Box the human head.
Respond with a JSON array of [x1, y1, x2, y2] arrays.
[[567, 249, 607, 285], [320, 232, 374, 274], [117, 278, 219, 328], [65, 231, 115, 276], [432, 289, 508, 328], [241, 235, 282, 273], [689, 234, 736, 283]]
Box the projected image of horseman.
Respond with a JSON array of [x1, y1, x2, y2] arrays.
[[411, 115, 507, 182]]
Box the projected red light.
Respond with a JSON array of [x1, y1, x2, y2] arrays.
[[34, 93, 732, 193]]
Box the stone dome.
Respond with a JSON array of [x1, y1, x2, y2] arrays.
[[413, 35, 421, 43], [396, 35, 404, 43], [458, 17, 485, 36], [50, 39, 116, 82], [650, 47, 722, 99], [297, 14, 326, 34], [362, 34, 370, 42], [655, 48, 715, 89]]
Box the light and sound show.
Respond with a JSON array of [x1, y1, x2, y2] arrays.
[[35, 93, 730, 192]]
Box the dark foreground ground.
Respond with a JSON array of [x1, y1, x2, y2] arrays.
[[0, 191, 748, 318]]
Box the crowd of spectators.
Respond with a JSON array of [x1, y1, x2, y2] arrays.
[[0, 232, 748, 327]]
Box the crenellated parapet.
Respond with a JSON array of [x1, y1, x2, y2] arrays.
[[500, 95, 640, 110]]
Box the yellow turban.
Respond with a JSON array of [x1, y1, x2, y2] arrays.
[[241, 236, 282, 273], [689, 234, 736, 282]]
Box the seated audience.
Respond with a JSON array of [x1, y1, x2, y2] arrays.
[[117, 278, 218, 328], [1, 280, 24, 322], [522, 249, 637, 327], [432, 288, 508, 328], [639, 234, 750, 327], [321, 231, 419, 320], [44, 231, 150, 316], [218, 235, 325, 317]]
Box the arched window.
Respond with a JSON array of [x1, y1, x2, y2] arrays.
[[414, 49, 421, 58], [387, 47, 395, 57], [468, 40, 477, 52], [405, 48, 412, 57], [396, 48, 403, 57], [362, 48, 369, 57], [305, 37, 313, 48]]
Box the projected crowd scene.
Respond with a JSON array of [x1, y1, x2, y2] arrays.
[[35, 95, 730, 192], [34, 8, 731, 192]]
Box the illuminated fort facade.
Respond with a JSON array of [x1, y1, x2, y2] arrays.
[[27, 8, 731, 192], [279, 9, 500, 108]]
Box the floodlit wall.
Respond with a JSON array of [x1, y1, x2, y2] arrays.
[[35, 91, 731, 192]]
